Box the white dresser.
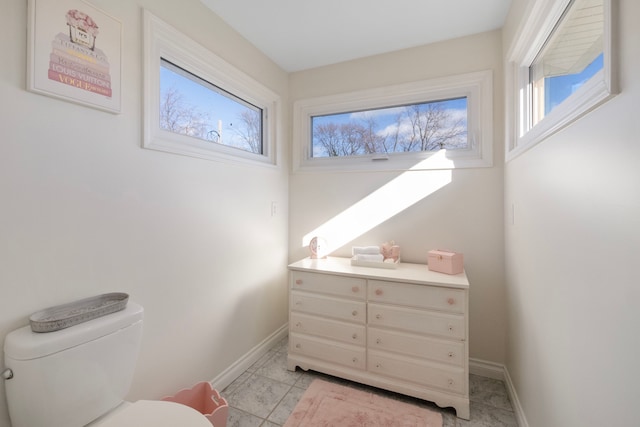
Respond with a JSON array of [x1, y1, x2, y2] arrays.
[[287, 257, 470, 419]]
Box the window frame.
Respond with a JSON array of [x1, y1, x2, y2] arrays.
[[143, 10, 280, 167], [505, 0, 617, 162], [292, 71, 493, 172]]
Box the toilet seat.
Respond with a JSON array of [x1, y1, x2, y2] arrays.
[[89, 400, 212, 427]]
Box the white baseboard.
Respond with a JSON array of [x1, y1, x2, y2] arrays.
[[469, 357, 505, 380], [470, 358, 529, 427], [502, 364, 529, 427], [209, 323, 288, 391]]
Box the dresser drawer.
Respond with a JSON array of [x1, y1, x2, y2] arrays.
[[368, 326, 464, 366], [368, 280, 466, 313], [291, 312, 366, 346], [368, 303, 465, 340], [291, 271, 366, 299], [290, 333, 366, 370], [368, 350, 466, 395], [292, 291, 366, 323]]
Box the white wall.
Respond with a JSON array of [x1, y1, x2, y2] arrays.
[[14, 0, 629, 424], [503, 0, 640, 425], [289, 31, 507, 365], [0, 1, 289, 425]]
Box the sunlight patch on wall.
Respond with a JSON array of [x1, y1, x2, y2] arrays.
[[303, 152, 453, 254]]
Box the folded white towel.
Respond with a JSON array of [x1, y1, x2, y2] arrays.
[[354, 253, 384, 262], [352, 246, 381, 255]]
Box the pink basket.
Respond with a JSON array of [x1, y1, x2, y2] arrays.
[[162, 382, 228, 427]]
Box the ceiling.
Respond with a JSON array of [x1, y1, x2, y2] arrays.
[[199, 0, 514, 72]]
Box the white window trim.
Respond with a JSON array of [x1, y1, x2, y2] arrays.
[[293, 70, 493, 173], [505, 0, 618, 162], [142, 10, 280, 167]]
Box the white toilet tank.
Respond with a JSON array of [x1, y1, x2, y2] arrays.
[[4, 301, 144, 427]]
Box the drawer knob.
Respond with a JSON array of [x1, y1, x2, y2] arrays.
[[448, 379, 454, 386], [447, 297, 455, 305], [376, 338, 381, 344], [352, 310, 358, 317], [375, 289, 383, 296], [352, 333, 358, 340], [352, 286, 360, 293], [448, 352, 455, 358], [295, 343, 301, 349], [376, 314, 382, 320], [295, 279, 303, 285], [296, 322, 302, 328], [352, 357, 358, 363], [376, 363, 382, 369]]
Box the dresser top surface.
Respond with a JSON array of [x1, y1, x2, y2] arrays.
[[288, 257, 469, 289]]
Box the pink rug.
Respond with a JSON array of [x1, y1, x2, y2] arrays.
[[284, 379, 442, 427]]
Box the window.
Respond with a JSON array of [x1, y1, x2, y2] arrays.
[[293, 71, 493, 172], [531, 53, 603, 120], [143, 10, 280, 166], [505, 0, 617, 161], [160, 59, 263, 155], [311, 97, 468, 158]]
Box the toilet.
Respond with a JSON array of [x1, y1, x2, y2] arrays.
[[3, 301, 211, 427]]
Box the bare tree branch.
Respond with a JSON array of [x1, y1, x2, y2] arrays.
[[160, 86, 209, 139], [232, 110, 262, 154]]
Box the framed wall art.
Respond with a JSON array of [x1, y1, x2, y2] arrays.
[[27, 0, 122, 113]]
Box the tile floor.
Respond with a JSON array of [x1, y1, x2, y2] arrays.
[[221, 337, 518, 427]]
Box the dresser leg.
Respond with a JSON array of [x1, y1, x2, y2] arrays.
[[287, 357, 298, 372], [456, 403, 470, 420]]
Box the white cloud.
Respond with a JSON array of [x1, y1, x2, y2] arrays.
[[375, 107, 468, 139], [349, 106, 405, 121]]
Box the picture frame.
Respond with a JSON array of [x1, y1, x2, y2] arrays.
[[27, 0, 122, 114]]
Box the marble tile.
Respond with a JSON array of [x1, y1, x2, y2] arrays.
[[222, 371, 251, 395], [255, 351, 303, 385], [469, 374, 513, 411], [292, 369, 334, 389], [267, 385, 306, 425], [226, 374, 292, 419], [442, 411, 457, 427], [223, 339, 520, 427], [247, 351, 277, 373], [457, 401, 518, 427], [272, 337, 289, 354], [225, 407, 265, 427]]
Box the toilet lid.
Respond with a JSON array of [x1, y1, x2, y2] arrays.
[[91, 400, 212, 427]]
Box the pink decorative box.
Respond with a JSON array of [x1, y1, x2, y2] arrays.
[[427, 249, 464, 275]]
